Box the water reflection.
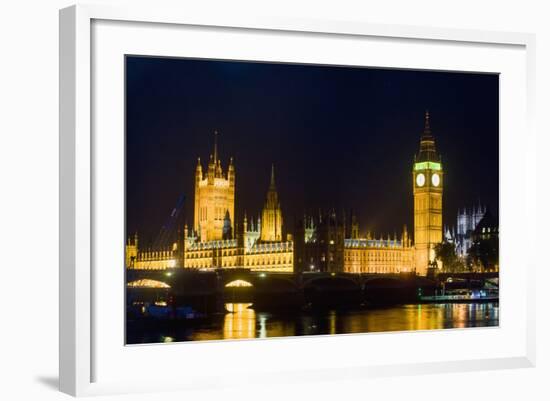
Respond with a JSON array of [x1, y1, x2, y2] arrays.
[[223, 303, 256, 339], [127, 302, 499, 344]]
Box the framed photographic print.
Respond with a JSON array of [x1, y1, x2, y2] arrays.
[[59, 4, 536, 397], [124, 57, 499, 344]]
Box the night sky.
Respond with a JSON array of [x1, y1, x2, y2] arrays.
[[126, 56, 499, 245]]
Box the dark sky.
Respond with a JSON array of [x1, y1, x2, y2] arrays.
[[126, 56, 499, 244]]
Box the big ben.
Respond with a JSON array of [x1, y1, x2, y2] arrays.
[[413, 111, 443, 276]]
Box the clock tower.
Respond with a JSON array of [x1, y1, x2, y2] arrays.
[[413, 111, 443, 276]]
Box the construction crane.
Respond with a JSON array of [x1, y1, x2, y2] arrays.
[[143, 194, 185, 268]]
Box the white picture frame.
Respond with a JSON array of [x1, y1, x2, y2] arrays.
[[59, 4, 536, 397]]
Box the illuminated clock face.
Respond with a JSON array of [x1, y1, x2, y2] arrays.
[[431, 173, 440, 187], [416, 173, 425, 187]]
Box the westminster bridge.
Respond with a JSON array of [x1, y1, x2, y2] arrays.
[[126, 268, 498, 310]]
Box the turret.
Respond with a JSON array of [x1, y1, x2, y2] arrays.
[[402, 225, 409, 247], [195, 158, 203, 182], [207, 154, 215, 182], [125, 232, 139, 268], [228, 157, 235, 184], [350, 211, 359, 239], [293, 217, 306, 273], [207, 130, 218, 181]]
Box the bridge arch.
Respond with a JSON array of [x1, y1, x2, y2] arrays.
[[251, 275, 298, 292], [302, 275, 362, 306], [225, 279, 253, 288], [127, 279, 171, 289], [362, 276, 405, 287], [219, 271, 298, 291], [302, 275, 362, 290]]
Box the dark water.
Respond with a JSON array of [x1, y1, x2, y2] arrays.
[[126, 302, 499, 344]]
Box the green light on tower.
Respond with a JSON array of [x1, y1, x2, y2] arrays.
[[414, 161, 441, 171]]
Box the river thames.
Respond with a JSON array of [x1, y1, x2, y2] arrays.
[[126, 302, 499, 344]]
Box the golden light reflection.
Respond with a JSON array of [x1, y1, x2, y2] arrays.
[[177, 303, 499, 343], [415, 304, 422, 330], [452, 304, 467, 328], [359, 303, 487, 333], [224, 303, 256, 339], [328, 310, 337, 335]]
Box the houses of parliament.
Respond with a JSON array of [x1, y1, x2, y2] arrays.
[[126, 112, 444, 276]]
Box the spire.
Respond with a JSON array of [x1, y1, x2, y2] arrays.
[[261, 163, 283, 242], [195, 157, 202, 178], [213, 130, 218, 163], [227, 156, 235, 182], [477, 198, 483, 215], [264, 164, 279, 207], [423, 110, 431, 135], [216, 158, 222, 177], [416, 110, 438, 162], [270, 163, 276, 188]]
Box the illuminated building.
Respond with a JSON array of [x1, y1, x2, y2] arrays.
[[445, 206, 499, 271], [194, 131, 235, 242], [413, 111, 444, 275], [293, 211, 346, 273], [260, 165, 283, 242], [445, 204, 487, 258], [185, 149, 293, 272], [125, 233, 179, 270], [343, 226, 415, 274], [469, 209, 499, 271], [126, 113, 446, 275], [294, 212, 415, 274], [182, 214, 294, 272]]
